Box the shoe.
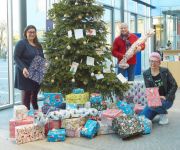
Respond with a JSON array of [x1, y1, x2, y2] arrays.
[[159, 114, 169, 125]]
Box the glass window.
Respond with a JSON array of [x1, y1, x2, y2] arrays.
[[0, 0, 9, 106], [114, 0, 121, 8], [13, 0, 21, 104], [128, 0, 136, 13], [130, 14, 136, 33], [114, 9, 121, 38], [102, 8, 112, 44], [27, 0, 46, 42], [97, 0, 112, 6], [137, 3, 145, 15]]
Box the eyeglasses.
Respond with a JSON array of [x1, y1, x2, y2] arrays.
[[27, 31, 36, 34], [149, 60, 160, 64]]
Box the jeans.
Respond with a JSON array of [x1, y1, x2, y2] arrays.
[[118, 64, 135, 81], [139, 100, 173, 120]]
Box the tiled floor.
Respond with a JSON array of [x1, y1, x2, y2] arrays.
[[0, 89, 180, 150]]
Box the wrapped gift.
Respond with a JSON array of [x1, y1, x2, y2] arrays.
[[47, 128, 66, 142], [9, 116, 34, 138], [15, 124, 45, 144], [61, 117, 86, 130], [97, 121, 115, 135], [116, 101, 134, 115], [45, 119, 62, 135], [13, 105, 28, 120], [146, 87, 162, 107], [28, 55, 49, 84], [112, 114, 143, 139], [81, 119, 100, 139], [66, 128, 81, 137], [138, 116, 152, 134], [134, 104, 145, 114], [43, 93, 64, 108], [66, 103, 78, 110], [124, 82, 147, 106], [90, 93, 102, 104], [91, 102, 107, 111], [72, 88, 84, 94], [65, 92, 89, 104], [101, 109, 122, 118], [41, 105, 60, 114]]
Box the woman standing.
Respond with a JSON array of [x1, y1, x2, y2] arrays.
[[14, 25, 44, 110]]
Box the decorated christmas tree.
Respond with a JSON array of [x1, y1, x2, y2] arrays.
[[42, 0, 129, 98]]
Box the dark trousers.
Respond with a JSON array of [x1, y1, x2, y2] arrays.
[[21, 90, 39, 110]]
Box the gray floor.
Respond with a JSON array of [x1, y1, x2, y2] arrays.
[[0, 89, 180, 150]]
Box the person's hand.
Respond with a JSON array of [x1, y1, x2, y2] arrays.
[[160, 96, 166, 101], [135, 45, 142, 52], [23, 68, 29, 78]]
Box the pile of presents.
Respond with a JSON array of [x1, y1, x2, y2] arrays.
[[9, 81, 162, 144]]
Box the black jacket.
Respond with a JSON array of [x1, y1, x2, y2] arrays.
[[14, 39, 44, 91], [143, 67, 177, 102]]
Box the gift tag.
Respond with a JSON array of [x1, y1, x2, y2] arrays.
[[86, 29, 96, 36], [70, 62, 79, 75], [74, 29, 84, 39], [95, 74, 104, 80], [117, 73, 127, 83], [68, 30, 72, 38], [86, 56, 94, 66]]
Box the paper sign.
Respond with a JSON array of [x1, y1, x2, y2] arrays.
[[86, 56, 94, 66], [95, 74, 104, 80], [68, 30, 72, 38], [70, 62, 79, 75], [74, 29, 84, 39], [117, 73, 127, 83], [86, 29, 96, 36]]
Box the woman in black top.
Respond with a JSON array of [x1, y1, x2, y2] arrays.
[[140, 52, 177, 125], [14, 25, 44, 110]]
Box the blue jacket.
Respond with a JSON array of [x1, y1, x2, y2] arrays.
[[14, 39, 44, 90], [143, 67, 177, 102]]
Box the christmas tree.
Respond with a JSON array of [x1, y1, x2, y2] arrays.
[[42, 0, 129, 98]]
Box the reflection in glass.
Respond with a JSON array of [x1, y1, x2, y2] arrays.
[[0, 0, 9, 106]]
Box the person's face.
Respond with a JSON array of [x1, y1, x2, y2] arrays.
[[120, 25, 129, 35], [149, 57, 160, 69], [26, 28, 36, 41]]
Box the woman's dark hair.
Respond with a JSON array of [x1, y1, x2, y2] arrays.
[[23, 25, 42, 49]]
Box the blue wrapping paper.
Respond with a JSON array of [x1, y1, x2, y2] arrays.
[[47, 128, 66, 142], [81, 119, 100, 139], [72, 88, 84, 94], [116, 101, 134, 115], [43, 93, 64, 108]]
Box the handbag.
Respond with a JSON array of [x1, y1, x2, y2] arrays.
[[28, 55, 49, 84]]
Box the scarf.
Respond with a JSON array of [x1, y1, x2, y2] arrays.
[[120, 32, 131, 51]]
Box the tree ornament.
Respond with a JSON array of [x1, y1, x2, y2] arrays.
[[98, 71, 101, 74], [72, 78, 75, 82], [75, 2, 78, 5], [91, 72, 95, 77], [55, 56, 58, 60], [67, 45, 71, 50], [51, 79, 54, 83], [78, 15, 82, 19], [76, 50, 80, 54], [86, 13, 89, 16], [83, 41, 87, 45], [83, 80, 88, 85], [64, 14, 69, 17]]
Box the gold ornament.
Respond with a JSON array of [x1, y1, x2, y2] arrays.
[[67, 45, 71, 50], [83, 41, 87, 45], [55, 56, 58, 60], [72, 78, 75, 82], [78, 15, 82, 19], [98, 71, 101, 74], [51, 79, 54, 83]]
